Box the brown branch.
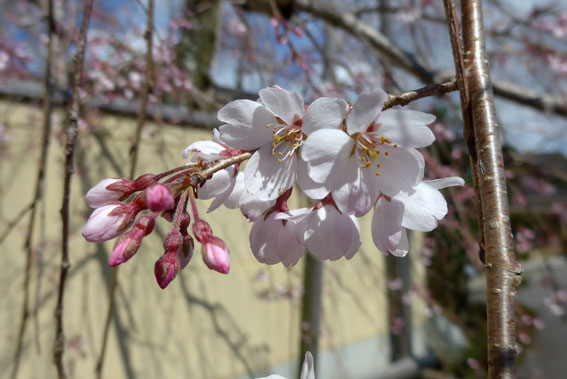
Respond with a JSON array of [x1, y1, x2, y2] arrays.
[[54, 0, 94, 377], [441, 0, 487, 269], [95, 1, 154, 377], [382, 78, 458, 110], [293, 0, 567, 117], [10, 1, 55, 377], [191, 152, 253, 186], [461, 1, 523, 377]]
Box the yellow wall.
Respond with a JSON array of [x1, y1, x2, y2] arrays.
[[0, 100, 424, 379]]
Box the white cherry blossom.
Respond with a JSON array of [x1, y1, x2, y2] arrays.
[[217, 86, 330, 201], [301, 89, 433, 216], [371, 176, 465, 257]]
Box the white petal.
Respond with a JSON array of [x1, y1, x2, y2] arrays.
[[370, 146, 424, 197], [223, 172, 245, 209], [183, 140, 224, 160], [377, 108, 436, 148], [239, 191, 275, 221], [302, 97, 347, 135], [244, 146, 296, 201], [274, 208, 311, 222], [424, 176, 465, 189], [346, 88, 388, 134], [206, 170, 238, 213], [85, 178, 123, 208], [276, 221, 306, 267], [371, 197, 407, 256], [217, 100, 276, 150], [390, 229, 409, 258], [301, 129, 353, 184], [345, 216, 362, 259], [332, 165, 378, 217], [259, 86, 304, 124], [250, 216, 283, 265], [300, 351, 315, 379], [304, 205, 360, 261], [296, 157, 329, 200], [198, 166, 235, 199], [398, 177, 464, 232]]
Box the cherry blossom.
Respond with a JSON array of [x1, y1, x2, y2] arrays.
[[301, 89, 433, 216], [217, 86, 327, 201], [372, 176, 465, 256]]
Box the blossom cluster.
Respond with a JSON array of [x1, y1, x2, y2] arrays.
[[81, 85, 463, 289]]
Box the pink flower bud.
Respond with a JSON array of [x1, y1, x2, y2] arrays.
[[201, 236, 230, 274], [192, 219, 212, 243], [178, 234, 194, 270], [154, 253, 180, 289], [85, 178, 125, 208], [145, 184, 174, 212], [82, 204, 132, 242], [107, 215, 156, 266], [164, 230, 183, 255], [109, 236, 140, 267]]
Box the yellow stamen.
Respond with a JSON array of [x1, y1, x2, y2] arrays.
[[375, 172, 381, 176]]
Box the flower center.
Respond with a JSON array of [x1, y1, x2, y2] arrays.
[[354, 131, 398, 176], [266, 118, 304, 163]]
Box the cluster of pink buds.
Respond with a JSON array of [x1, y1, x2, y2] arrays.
[[82, 168, 231, 289]]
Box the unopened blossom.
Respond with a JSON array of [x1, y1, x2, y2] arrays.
[[85, 178, 124, 208], [217, 86, 326, 201], [82, 203, 134, 242], [192, 219, 231, 274], [154, 252, 180, 289], [145, 183, 174, 212], [301, 89, 433, 216], [108, 214, 156, 266], [201, 236, 230, 274], [85, 174, 157, 208], [372, 176, 465, 257]]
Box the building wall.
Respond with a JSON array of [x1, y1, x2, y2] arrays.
[[0, 100, 426, 379]]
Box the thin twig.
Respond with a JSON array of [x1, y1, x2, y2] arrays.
[[461, 1, 523, 377], [10, 1, 55, 378], [54, 0, 94, 377], [0, 202, 32, 246], [382, 78, 458, 110], [95, 1, 154, 377]]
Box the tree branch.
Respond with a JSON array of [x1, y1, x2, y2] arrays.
[[461, 1, 522, 377], [293, 0, 567, 117], [54, 0, 94, 377]]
